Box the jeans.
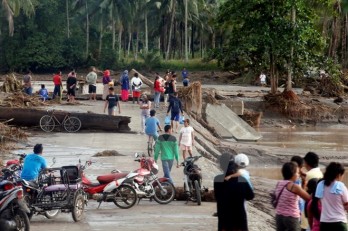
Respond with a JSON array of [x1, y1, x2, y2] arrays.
[[154, 92, 161, 107], [53, 85, 61, 99], [141, 114, 149, 133], [164, 94, 169, 106], [24, 87, 33, 95], [162, 159, 174, 184]]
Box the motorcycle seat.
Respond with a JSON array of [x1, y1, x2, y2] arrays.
[[84, 182, 100, 187], [44, 184, 79, 192], [97, 173, 128, 184]]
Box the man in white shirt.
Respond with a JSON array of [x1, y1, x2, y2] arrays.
[[131, 73, 143, 104], [86, 66, 98, 100], [259, 72, 266, 86], [179, 118, 195, 160]]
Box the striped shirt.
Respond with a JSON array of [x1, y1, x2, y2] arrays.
[[275, 180, 300, 218]]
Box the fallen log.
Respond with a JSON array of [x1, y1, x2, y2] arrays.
[[130, 69, 154, 88], [0, 107, 131, 132]]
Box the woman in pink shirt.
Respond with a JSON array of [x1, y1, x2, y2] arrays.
[[315, 162, 348, 231], [275, 162, 311, 231]]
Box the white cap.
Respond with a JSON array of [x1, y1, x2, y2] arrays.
[[234, 153, 249, 168]]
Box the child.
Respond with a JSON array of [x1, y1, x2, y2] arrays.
[[224, 153, 252, 188], [179, 119, 195, 160], [145, 109, 162, 141], [306, 178, 320, 231], [104, 87, 121, 116], [38, 84, 49, 101]]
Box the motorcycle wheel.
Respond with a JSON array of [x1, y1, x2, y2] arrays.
[[194, 180, 201, 206], [13, 209, 30, 231], [44, 209, 60, 219], [72, 193, 85, 222], [113, 185, 137, 209], [153, 181, 176, 204]]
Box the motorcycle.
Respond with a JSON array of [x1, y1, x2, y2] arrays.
[[182, 155, 207, 205], [132, 153, 175, 204], [0, 180, 30, 231], [21, 157, 60, 220], [80, 160, 138, 209]]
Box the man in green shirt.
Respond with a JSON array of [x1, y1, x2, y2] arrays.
[[86, 66, 98, 100], [154, 125, 179, 184]]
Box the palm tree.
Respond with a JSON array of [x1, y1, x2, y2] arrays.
[[1, 0, 36, 36]]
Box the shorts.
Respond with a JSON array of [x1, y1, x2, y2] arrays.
[[67, 87, 76, 96], [171, 112, 180, 121], [180, 144, 192, 151], [133, 91, 141, 98], [108, 106, 116, 115], [146, 133, 159, 141], [88, 85, 96, 93]]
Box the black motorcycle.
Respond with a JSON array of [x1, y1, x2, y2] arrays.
[[0, 180, 30, 231], [182, 156, 206, 205]]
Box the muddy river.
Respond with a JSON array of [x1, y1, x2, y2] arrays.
[[257, 126, 348, 151]]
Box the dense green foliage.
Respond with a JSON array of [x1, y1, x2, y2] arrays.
[[1, 0, 348, 90], [0, 0, 222, 72]]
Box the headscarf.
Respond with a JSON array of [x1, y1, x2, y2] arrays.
[[120, 70, 128, 83], [104, 70, 110, 76]]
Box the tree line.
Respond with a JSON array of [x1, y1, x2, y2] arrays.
[[0, 0, 221, 72], [1, 0, 348, 92]]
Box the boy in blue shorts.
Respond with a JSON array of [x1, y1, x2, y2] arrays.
[[166, 92, 183, 133], [145, 109, 162, 141]]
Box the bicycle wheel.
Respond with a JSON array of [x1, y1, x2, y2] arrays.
[[40, 115, 55, 132], [64, 116, 81, 132]]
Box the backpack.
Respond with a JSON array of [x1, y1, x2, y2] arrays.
[[172, 100, 180, 112]]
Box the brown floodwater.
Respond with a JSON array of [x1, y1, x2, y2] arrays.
[[249, 167, 348, 186], [256, 126, 348, 151]]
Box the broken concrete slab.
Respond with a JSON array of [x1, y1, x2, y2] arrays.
[[205, 103, 262, 141]]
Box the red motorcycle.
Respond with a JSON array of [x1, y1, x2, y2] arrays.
[[130, 153, 176, 204], [80, 161, 138, 209]]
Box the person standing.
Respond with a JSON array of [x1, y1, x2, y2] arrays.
[[21, 144, 47, 181], [52, 71, 62, 100], [140, 95, 152, 133], [23, 71, 33, 95], [182, 68, 189, 87], [259, 72, 267, 86], [179, 119, 194, 160], [131, 73, 143, 104], [154, 125, 179, 184], [214, 153, 254, 231], [102, 69, 112, 100], [66, 71, 77, 103], [154, 74, 163, 108], [103, 87, 121, 116], [120, 70, 130, 102], [163, 71, 171, 107], [304, 152, 323, 187], [275, 162, 311, 231], [315, 162, 348, 231], [167, 92, 183, 133], [86, 66, 98, 101]]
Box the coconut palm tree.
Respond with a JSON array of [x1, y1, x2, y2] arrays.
[[1, 0, 36, 36]]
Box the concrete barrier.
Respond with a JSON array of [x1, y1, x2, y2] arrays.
[[205, 103, 262, 141]]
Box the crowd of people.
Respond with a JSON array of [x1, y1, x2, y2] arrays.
[[273, 152, 348, 231]]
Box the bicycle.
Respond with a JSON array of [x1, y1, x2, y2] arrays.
[[39, 110, 81, 133]]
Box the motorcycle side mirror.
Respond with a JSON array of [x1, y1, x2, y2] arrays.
[[52, 157, 56, 164], [79, 159, 81, 164], [134, 153, 139, 158]]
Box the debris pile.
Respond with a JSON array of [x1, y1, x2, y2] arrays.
[[0, 92, 47, 108], [0, 121, 28, 152], [1, 74, 23, 93], [264, 90, 333, 121]]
